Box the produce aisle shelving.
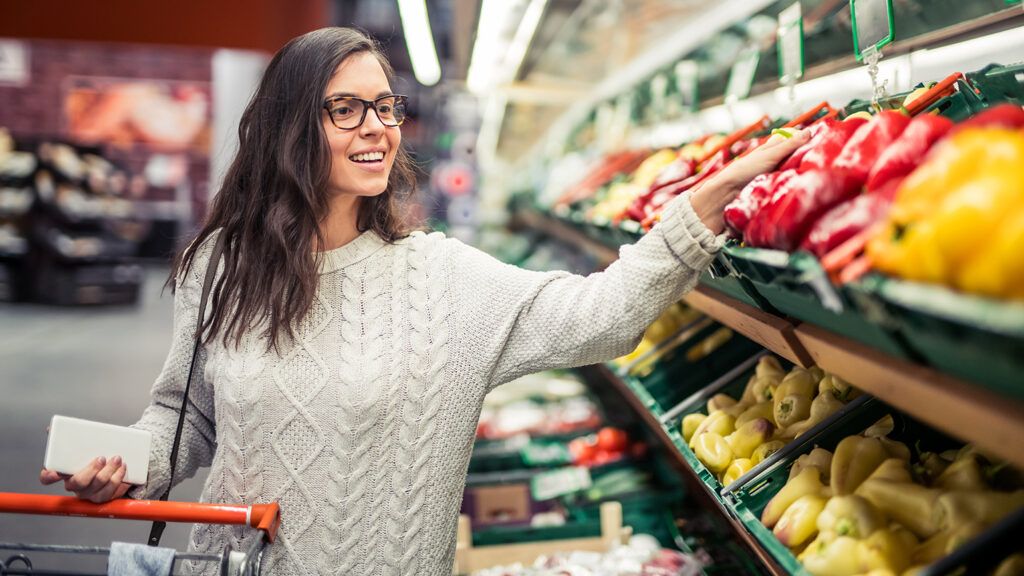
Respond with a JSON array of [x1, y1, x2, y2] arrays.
[[516, 208, 1024, 472]]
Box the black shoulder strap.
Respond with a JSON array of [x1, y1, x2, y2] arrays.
[[148, 232, 227, 547]]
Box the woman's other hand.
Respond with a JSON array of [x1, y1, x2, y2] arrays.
[[690, 130, 812, 234], [40, 456, 131, 503]]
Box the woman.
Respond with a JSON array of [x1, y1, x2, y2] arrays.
[[41, 27, 808, 575]]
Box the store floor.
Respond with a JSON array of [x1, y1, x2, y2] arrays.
[[0, 267, 204, 571]]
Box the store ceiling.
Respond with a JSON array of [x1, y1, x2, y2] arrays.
[[496, 0, 718, 162]]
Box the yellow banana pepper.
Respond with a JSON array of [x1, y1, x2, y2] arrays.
[[763, 467, 826, 528], [775, 494, 828, 548]]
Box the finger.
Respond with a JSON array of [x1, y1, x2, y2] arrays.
[[91, 461, 126, 503], [85, 456, 121, 495], [40, 469, 63, 485], [113, 482, 132, 500], [65, 457, 104, 493]]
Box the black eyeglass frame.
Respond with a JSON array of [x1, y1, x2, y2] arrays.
[[322, 94, 409, 130]]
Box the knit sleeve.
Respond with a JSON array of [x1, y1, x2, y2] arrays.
[[451, 192, 724, 388], [127, 234, 219, 499]]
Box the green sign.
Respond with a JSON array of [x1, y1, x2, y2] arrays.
[[726, 47, 760, 103], [777, 2, 804, 83], [531, 466, 592, 501], [851, 0, 895, 61], [520, 442, 572, 468]]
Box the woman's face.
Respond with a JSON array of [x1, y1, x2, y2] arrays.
[[322, 52, 401, 199]]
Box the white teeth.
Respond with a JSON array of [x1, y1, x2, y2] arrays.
[[350, 152, 384, 162]]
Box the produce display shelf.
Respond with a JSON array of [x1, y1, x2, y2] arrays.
[[583, 364, 788, 576], [517, 209, 1024, 473], [795, 323, 1024, 471]]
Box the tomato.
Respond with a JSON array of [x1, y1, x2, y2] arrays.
[[568, 437, 597, 464], [596, 427, 629, 452]]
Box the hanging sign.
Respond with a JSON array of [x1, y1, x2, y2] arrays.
[[725, 47, 760, 104], [674, 60, 699, 113], [851, 0, 895, 61], [648, 73, 669, 123], [777, 2, 804, 84]]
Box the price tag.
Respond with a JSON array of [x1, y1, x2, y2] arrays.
[[531, 466, 592, 501], [674, 60, 699, 113], [725, 47, 760, 104], [851, 0, 895, 61], [777, 2, 804, 84], [649, 73, 669, 123], [520, 442, 572, 468]]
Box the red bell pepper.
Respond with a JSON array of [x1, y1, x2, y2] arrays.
[[865, 114, 953, 193], [744, 168, 863, 251], [635, 149, 730, 224], [648, 156, 697, 193], [778, 119, 836, 173], [832, 110, 911, 183], [951, 103, 1024, 134], [724, 169, 794, 236], [800, 180, 899, 257], [798, 117, 869, 172]]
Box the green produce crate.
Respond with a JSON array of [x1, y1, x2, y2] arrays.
[[722, 246, 915, 359], [631, 326, 762, 414], [965, 62, 1024, 107], [868, 275, 1024, 401], [698, 250, 773, 311], [659, 353, 871, 507], [726, 399, 961, 575]]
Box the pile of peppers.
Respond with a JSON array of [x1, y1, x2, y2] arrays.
[[722, 103, 1024, 301]]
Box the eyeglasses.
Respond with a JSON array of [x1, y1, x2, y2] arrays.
[[323, 94, 408, 130]]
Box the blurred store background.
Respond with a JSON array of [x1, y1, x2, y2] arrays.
[[2, 0, 1024, 573]]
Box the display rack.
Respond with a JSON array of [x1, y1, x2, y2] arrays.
[[516, 208, 1024, 569], [579, 363, 788, 576]]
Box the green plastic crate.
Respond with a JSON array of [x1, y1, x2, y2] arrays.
[[632, 327, 762, 413], [660, 353, 872, 506], [722, 246, 914, 359], [965, 62, 1024, 107], [726, 399, 958, 575], [869, 276, 1024, 401]]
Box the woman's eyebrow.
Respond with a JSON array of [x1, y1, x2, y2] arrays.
[[325, 90, 394, 100]]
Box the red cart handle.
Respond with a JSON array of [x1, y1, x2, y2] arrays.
[[0, 493, 281, 543]]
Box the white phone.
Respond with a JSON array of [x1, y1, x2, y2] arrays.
[[44, 415, 151, 486]]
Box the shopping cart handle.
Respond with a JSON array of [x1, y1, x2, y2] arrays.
[[0, 493, 281, 543]]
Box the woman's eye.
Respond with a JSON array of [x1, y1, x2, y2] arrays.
[[333, 106, 354, 116], [378, 105, 392, 114]]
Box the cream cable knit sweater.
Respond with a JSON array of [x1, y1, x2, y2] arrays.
[[129, 192, 723, 575]]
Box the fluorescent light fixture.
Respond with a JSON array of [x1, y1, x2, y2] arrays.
[[467, 0, 522, 94], [397, 0, 442, 86], [503, 0, 548, 81]]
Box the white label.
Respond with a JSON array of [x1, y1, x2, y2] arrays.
[[852, 0, 893, 55], [726, 48, 760, 104], [675, 60, 699, 112], [531, 466, 592, 501], [778, 3, 803, 83], [0, 40, 29, 86]]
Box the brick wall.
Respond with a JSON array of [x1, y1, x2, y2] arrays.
[[0, 39, 213, 219]]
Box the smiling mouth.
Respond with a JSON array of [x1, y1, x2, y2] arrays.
[[349, 151, 385, 163]]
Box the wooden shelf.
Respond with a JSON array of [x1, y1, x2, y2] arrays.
[[682, 286, 814, 368], [584, 364, 787, 576], [796, 323, 1024, 470], [510, 210, 618, 267]]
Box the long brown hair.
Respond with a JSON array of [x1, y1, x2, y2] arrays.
[[172, 27, 418, 350]]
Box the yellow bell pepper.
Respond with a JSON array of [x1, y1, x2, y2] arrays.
[[868, 128, 1024, 298], [763, 467, 826, 528], [723, 458, 754, 486], [775, 494, 828, 548]]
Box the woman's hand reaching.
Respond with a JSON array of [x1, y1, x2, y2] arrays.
[[40, 456, 131, 504], [689, 130, 812, 234]]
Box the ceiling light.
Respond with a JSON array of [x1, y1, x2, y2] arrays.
[[397, 0, 442, 86]]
